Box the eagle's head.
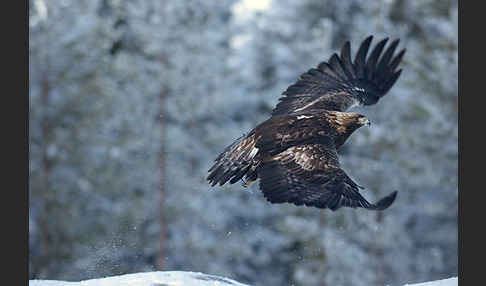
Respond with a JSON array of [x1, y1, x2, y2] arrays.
[[328, 112, 370, 134], [332, 112, 370, 127]]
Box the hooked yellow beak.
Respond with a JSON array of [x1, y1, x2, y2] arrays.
[[358, 117, 371, 126]]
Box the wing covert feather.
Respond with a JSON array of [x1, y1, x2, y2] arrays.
[[258, 144, 397, 211]]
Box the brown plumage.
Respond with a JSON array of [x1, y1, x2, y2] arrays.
[[207, 35, 405, 211]]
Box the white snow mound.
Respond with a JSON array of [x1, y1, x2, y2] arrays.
[[29, 271, 252, 286], [29, 271, 457, 286], [402, 276, 458, 286]]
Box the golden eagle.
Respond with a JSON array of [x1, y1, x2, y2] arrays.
[[207, 36, 405, 211]]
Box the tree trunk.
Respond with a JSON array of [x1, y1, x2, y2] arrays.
[[156, 86, 168, 270], [35, 74, 52, 278]]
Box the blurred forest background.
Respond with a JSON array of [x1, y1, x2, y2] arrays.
[[29, 0, 458, 285]]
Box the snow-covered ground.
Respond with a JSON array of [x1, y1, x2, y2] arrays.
[[29, 271, 457, 286], [29, 271, 251, 286], [402, 277, 458, 286]]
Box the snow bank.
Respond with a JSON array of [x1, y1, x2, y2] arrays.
[[29, 271, 457, 286], [29, 271, 251, 286], [402, 276, 458, 286]]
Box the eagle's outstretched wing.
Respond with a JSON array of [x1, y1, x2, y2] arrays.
[[258, 144, 397, 211], [272, 36, 406, 115]]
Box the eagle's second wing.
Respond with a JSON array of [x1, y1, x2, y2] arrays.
[[272, 35, 405, 115], [258, 144, 397, 211]]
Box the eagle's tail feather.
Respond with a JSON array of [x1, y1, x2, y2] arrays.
[[229, 166, 251, 184], [207, 133, 259, 187]]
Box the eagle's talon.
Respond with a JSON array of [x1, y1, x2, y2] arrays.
[[241, 178, 248, 187]]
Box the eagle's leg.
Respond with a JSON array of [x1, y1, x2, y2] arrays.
[[241, 178, 256, 188]]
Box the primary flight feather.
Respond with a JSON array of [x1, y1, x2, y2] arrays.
[[207, 35, 405, 211]]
